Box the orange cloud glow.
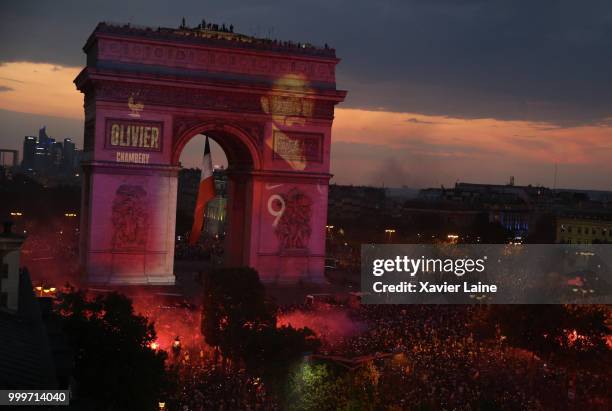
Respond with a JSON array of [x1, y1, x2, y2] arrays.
[[333, 109, 612, 166], [0, 62, 83, 119], [331, 109, 612, 189], [1, 61, 611, 190]]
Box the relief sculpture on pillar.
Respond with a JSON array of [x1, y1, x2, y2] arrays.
[[111, 185, 149, 250], [274, 188, 312, 251]]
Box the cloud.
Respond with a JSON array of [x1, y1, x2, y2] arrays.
[[0, 11, 611, 191], [0, 62, 82, 119], [0, 76, 26, 84], [1, 101, 611, 190], [330, 108, 612, 189], [406, 117, 440, 125], [2, 1, 612, 124]]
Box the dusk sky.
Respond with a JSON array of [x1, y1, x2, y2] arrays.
[[2, 1, 612, 189]]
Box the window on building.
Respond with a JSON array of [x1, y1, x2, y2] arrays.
[[568, 226, 573, 233], [0, 263, 8, 279], [0, 292, 7, 308], [577, 227, 582, 234]]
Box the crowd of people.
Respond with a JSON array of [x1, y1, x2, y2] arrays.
[[150, 298, 609, 409], [128, 291, 280, 410], [313, 304, 610, 410], [167, 358, 279, 411], [17, 213, 607, 409], [174, 235, 224, 261], [20, 219, 80, 285], [104, 19, 336, 59]]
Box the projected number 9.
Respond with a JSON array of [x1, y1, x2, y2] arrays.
[[267, 194, 285, 227]]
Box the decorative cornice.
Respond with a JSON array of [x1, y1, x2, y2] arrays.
[[89, 79, 336, 119], [172, 116, 265, 146], [90, 22, 338, 59]]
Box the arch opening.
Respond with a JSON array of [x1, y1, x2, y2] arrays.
[[172, 122, 261, 171], [173, 126, 257, 269]]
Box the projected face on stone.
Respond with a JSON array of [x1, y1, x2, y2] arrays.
[[262, 74, 322, 172]]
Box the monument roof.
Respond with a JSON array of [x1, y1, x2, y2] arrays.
[[90, 22, 337, 59]]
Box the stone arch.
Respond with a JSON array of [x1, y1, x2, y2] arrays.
[[75, 22, 346, 285], [172, 120, 262, 268], [172, 121, 262, 170]]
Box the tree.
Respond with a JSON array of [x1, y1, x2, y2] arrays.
[[201, 267, 320, 364], [244, 324, 320, 393], [286, 362, 338, 411], [201, 266, 321, 402], [54, 289, 168, 411], [286, 361, 382, 411], [557, 305, 611, 370], [201, 267, 275, 362], [486, 304, 611, 370], [488, 305, 566, 357]]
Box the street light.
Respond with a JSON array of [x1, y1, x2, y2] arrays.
[[34, 285, 57, 297], [325, 225, 336, 243], [10, 212, 23, 216], [385, 229, 396, 242]]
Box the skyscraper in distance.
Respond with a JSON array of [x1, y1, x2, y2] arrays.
[[62, 138, 76, 172], [21, 136, 37, 170]]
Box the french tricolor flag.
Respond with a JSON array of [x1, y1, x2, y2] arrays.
[[189, 136, 216, 245]]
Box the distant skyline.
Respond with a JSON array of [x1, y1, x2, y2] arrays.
[[1, 1, 612, 189]]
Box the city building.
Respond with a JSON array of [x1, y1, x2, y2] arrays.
[[50, 141, 63, 169], [0, 149, 19, 180], [19, 127, 80, 183], [328, 185, 387, 220], [0, 222, 24, 312], [416, 180, 558, 238], [0, 221, 59, 388], [0, 149, 18, 169], [556, 213, 612, 244], [62, 138, 76, 171], [488, 207, 533, 237], [21, 136, 37, 170]]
